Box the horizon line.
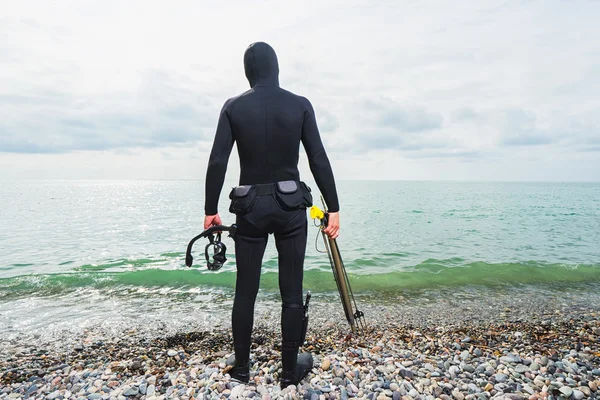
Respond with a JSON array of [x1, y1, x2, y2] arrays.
[[1, 178, 599, 184]]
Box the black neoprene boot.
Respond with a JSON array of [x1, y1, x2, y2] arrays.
[[281, 352, 313, 388], [226, 354, 250, 383]]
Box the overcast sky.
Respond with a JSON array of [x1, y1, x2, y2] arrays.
[[1, 0, 598, 181]]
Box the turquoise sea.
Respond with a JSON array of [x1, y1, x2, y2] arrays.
[[1, 180, 599, 341]]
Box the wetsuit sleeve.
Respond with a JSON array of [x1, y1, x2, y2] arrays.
[[204, 101, 235, 215], [301, 99, 340, 212]]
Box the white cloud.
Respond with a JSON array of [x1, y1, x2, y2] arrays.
[[0, 0, 599, 181]]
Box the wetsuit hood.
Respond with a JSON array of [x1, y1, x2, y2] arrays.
[[244, 42, 279, 88]]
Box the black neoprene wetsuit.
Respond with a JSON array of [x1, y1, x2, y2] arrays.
[[204, 42, 339, 215], [203, 41, 339, 377]]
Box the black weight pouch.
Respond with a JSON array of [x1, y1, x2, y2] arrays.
[[228, 185, 258, 215], [229, 180, 313, 215], [275, 180, 313, 211]]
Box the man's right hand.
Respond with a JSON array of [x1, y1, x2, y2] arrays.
[[204, 213, 222, 230], [323, 212, 340, 239]]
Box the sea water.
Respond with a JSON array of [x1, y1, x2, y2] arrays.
[[1, 180, 599, 341]]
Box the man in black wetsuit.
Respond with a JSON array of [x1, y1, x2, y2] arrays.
[[203, 41, 340, 387]]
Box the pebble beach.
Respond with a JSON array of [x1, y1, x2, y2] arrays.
[[2, 290, 599, 400]]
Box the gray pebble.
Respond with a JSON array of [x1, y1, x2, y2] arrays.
[[452, 391, 465, 400], [340, 388, 348, 400], [555, 361, 565, 370], [400, 369, 414, 379], [467, 384, 478, 394], [564, 360, 578, 373], [123, 387, 139, 396], [522, 385, 534, 395], [559, 386, 573, 397], [494, 383, 508, 392], [500, 354, 521, 364], [530, 362, 540, 371], [515, 365, 529, 373], [146, 385, 155, 396], [26, 384, 39, 395], [47, 391, 61, 400], [463, 365, 475, 373]]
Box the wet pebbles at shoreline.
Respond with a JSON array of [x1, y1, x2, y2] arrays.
[[2, 308, 600, 400]]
